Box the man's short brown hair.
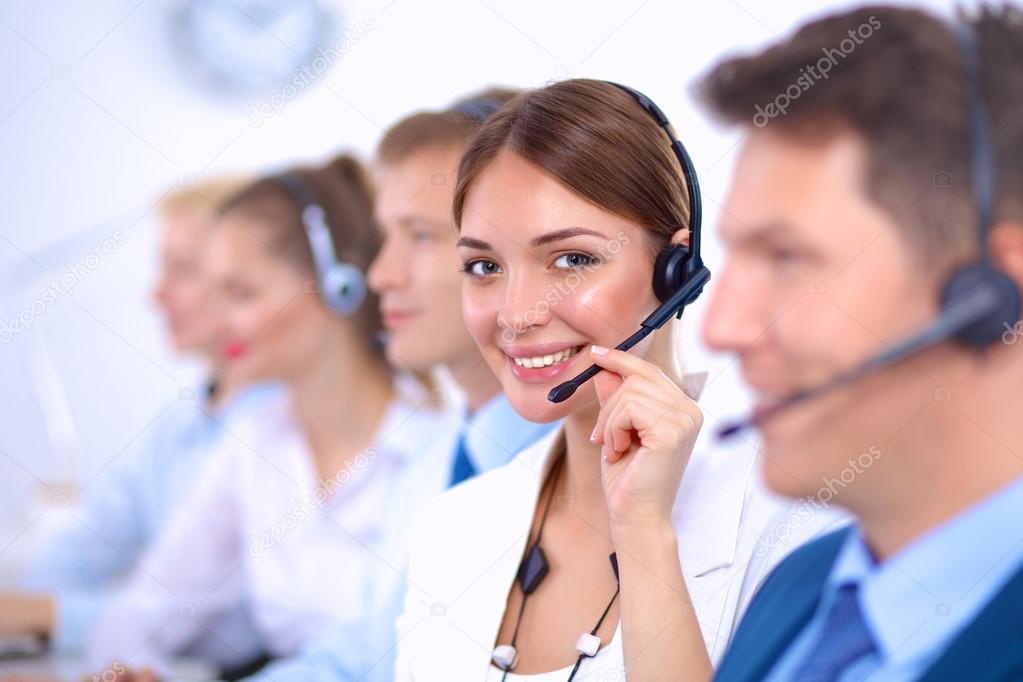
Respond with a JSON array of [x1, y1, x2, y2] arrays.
[[376, 87, 519, 165], [698, 5, 1023, 268]]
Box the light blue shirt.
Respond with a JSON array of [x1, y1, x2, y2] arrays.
[[464, 392, 556, 475], [21, 382, 280, 655], [247, 393, 557, 682], [766, 474, 1023, 682]]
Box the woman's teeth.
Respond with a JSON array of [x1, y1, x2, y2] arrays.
[[512, 346, 582, 369]]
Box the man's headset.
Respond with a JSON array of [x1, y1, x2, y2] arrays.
[[452, 97, 503, 123], [548, 82, 712, 403], [717, 19, 1023, 439], [272, 171, 368, 317]]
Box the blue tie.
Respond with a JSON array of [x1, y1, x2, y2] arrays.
[[448, 431, 476, 487], [790, 583, 877, 682]]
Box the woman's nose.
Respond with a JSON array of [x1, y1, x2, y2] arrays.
[[496, 271, 551, 339]]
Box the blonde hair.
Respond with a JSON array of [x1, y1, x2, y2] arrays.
[[158, 174, 255, 226]]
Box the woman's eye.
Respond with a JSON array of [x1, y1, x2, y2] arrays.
[[553, 252, 598, 270], [768, 246, 803, 268], [229, 288, 256, 303], [462, 260, 501, 277]]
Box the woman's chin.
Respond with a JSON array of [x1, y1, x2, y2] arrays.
[[504, 386, 574, 424]]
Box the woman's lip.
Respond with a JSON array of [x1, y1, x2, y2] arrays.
[[382, 310, 419, 328], [505, 346, 585, 384], [223, 342, 246, 360]]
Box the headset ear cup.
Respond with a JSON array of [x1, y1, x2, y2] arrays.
[[940, 263, 1022, 347], [653, 245, 690, 302], [321, 263, 367, 317]]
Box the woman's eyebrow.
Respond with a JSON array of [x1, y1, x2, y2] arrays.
[[397, 215, 449, 231], [457, 226, 611, 251], [530, 226, 609, 247], [457, 235, 490, 249]]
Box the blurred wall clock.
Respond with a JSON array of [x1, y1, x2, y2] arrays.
[[171, 0, 336, 97]]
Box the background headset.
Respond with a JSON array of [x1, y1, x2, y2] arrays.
[[452, 97, 503, 123], [548, 81, 712, 403], [718, 17, 1023, 438], [272, 171, 368, 317]]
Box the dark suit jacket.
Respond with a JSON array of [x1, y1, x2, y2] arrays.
[[714, 527, 1023, 682]]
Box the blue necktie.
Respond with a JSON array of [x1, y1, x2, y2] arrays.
[[790, 583, 877, 682], [448, 431, 476, 487]]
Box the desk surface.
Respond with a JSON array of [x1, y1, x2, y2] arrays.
[[0, 653, 216, 681]]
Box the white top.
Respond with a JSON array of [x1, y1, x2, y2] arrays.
[[394, 387, 849, 681], [86, 375, 462, 674], [483, 624, 622, 681]]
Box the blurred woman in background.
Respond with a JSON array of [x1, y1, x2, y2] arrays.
[[84, 154, 463, 678], [0, 176, 271, 666], [241, 87, 559, 682]]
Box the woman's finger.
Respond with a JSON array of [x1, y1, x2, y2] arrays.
[[602, 393, 664, 462], [592, 362, 624, 411], [589, 345, 670, 383], [592, 374, 664, 445]]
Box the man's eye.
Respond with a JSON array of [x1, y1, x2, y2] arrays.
[[462, 260, 501, 277], [553, 252, 598, 270], [768, 246, 804, 267], [230, 287, 257, 302]]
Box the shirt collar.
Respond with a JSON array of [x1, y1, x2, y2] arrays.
[[825, 474, 1023, 668], [373, 372, 460, 464], [463, 394, 558, 474]]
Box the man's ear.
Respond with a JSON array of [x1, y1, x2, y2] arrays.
[[991, 222, 1023, 299], [670, 229, 691, 249]]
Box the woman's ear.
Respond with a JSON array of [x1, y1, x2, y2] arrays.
[[670, 229, 691, 249], [991, 223, 1023, 293]]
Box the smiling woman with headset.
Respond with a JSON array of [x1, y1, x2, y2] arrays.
[[85, 155, 463, 678], [393, 79, 845, 681]]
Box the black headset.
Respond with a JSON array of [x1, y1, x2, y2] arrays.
[[939, 20, 1022, 346], [719, 18, 1023, 438], [272, 171, 368, 317], [548, 82, 712, 403]]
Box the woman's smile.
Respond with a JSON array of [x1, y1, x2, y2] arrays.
[[502, 342, 587, 383]]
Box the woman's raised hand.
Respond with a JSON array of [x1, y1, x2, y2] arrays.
[[588, 345, 703, 537]]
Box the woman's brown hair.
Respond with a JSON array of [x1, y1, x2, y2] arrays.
[[452, 79, 691, 257], [219, 153, 384, 341]]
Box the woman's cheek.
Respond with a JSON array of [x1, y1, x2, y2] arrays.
[[461, 290, 495, 348], [235, 304, 265, 342], [569, 278, 645, 342]]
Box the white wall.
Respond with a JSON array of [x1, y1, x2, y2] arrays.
[[0, 0, 952, 570]]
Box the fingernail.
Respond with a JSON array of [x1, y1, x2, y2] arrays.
[[589, 427, 598, 443], [591, 345, 609, 356]]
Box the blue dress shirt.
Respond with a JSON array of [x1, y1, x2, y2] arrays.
[[765, 474, 1023, 682]]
